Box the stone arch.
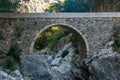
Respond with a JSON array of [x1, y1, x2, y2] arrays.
[[30, 23, 89, 57]]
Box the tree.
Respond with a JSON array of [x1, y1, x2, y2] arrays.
[[0, 0, 19, 12], [45, 0, 90, 12], [45, 0, 64, 12], [63, 0, 90, 12]]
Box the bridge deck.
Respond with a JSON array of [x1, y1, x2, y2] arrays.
[[0, 12, 120, 18]]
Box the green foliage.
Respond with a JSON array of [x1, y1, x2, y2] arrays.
[[71, 34, 78, 48], [0, 0, 19, 12], [65, 35, 71, 43], [45, 0, 64, 12], [87, 0, 100, 8], [3, 43, 21, 72], [34, 26, 80, 57], [34, 26, 71, 50], [46, 0, 119, 12], [113, 33, 120, 52], [63, 0, 90, 12], [71, 34, 79, 54], [48, 28, 70, 49], [7, 43, 21, 62], [45, 0, 90, 12], [61, 50, 69, 58], [34, 33, 49, 50], [3, 56, 16, 73]]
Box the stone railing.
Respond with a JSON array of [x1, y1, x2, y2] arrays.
[[0, 12, 120, 18]]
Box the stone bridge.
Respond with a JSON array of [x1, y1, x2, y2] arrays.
[[0, 13, 120, 58]]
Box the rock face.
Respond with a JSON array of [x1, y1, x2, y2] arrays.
[[86, 45, 120, 80], [87, 53, 120, 80], [20, 54, 51, 80], [17, 0, 47, 12], [20, 41, 120, 80], [0, 69, 24, 80], [20, 42, 77, 80], [72, 41, 120, 80], [0, 40, 120, 80]]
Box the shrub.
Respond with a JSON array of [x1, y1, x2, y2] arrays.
[[34, 33, 49, 50], [74, 48, 79, 54], [34, 26, 72, 50], [48, 28, 71, 50], [7, 43, 21, 62], [65, 35, 71, 43], [71, 34, 78, 48], [113, 33, 120, 52], [71, 34, 80, 55], [3, 43, 21, 72], [61, 50, 69, 58], [3, 56, 16, 73], [0, 0, 19, 12]]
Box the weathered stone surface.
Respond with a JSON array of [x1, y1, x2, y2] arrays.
[[88, 41, 120, 80], [0, 13, 120, 80], [20, 42, 76, 80], [72, 41, 120, 80], [0, 69, 24, 80], [0, 29, 7, 40], [17, 0, 46, 13], [89, 55, 120, 80], [20, 41, 120, 80], [20, 54, 51, 80], [0, 13, 120, 56], [86, 53, 120, 80]]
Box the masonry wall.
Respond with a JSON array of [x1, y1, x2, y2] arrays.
[[0, 13, 120, 56]]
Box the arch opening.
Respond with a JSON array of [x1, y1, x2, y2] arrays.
[[30, 23, 89, 57], [29, 23, 89, 79]]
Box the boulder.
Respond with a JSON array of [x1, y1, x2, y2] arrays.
[[0, 69, 24, 80], [86, 53, 120, 80], [20, 54, 51, 80]]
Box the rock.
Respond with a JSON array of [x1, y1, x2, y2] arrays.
[[72, 41, 120, 80], [11, 70, 23, 78], [87, 53, 120, 80], [32, 69, 51, 80], [0, 70, 8, 80], [51, 57, 62, 66], [17, 0, 47, 13], [47, 55, 53, 64], [20, 42, 75, 80], [57, 62, 71, 74], [20, 39, 120, 80], [20, 54, 51, 80], [105, 41, 114, 48], [0, 69, 24, 80], [87, 45, 120, 80]]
